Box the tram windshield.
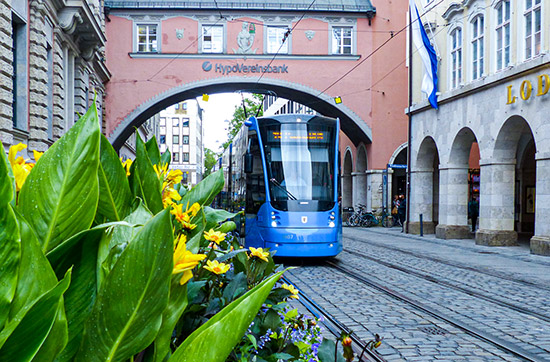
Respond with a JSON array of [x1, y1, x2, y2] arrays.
[[259, 117, 337, 211]]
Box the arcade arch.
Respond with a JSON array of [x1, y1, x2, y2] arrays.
[[476, 116, 536, 246], [436, 127, 479, 240], [410, 136, 440, 235], [342, 149, 354, 209], [353, 144, 369, 210]]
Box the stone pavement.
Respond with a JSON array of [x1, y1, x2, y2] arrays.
[[284, 227, 550, 361]]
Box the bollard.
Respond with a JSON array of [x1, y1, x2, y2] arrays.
[[419, 214, 423, 237]]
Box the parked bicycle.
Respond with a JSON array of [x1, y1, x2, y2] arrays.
[[345, 204, 378, 227], [345, 204, 393, 228]]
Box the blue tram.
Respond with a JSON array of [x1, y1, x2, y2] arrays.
[[229, 113, 342, 257]]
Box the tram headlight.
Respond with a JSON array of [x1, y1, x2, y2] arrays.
[[329, 221, 335, 228], [271, 221, 277, 227]]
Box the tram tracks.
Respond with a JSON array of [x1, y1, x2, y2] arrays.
[[342, 247, 550, 324], [281, 276, 386, 362], [324, 258, 546, 362]]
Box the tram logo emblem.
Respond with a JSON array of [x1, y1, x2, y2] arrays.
[[202, 61, 213, 72], [301, 216, 308, 224]]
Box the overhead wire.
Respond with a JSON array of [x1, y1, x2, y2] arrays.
[[318, 0, 446, 96]]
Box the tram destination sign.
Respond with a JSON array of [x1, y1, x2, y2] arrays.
[[202, 61, 288, 75], [387, 163, 407, 169]]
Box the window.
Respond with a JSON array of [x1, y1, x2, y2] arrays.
[[160, 134, 166, 144], [183, 135, 189, 144], [12, 16, 28, 131], [331, 26, 352, 54], [524, 0, 541, 59], [173, 152, 179, 162], [450, 28, 462, 88], [160, 117, 166, 126], [495, 0, 510, 70], [202, 25, 223, 53], [173, 135, 179, 144], [182, 103, 188, 110], [182, 119, 189, 127], [172, 117, 179, 127], [175, 104, 179, 109], [137, 24, 158, 52], [471, 16, 484, 80], [183, 152, 189, 162], [267, 26, 289, 54]]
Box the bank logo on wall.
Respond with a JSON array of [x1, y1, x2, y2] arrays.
[[201, 60, 288, 75], [202, 61, 213, 72]]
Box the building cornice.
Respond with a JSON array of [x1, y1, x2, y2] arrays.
[[441, 2, 463, 21]]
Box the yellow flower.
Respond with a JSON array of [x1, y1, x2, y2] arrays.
[[153, 163, 169, 179], [203, 260, 230, 275], [33, 150, 43, 162], [171, 204, 197, 230], [120, 158, 133, 176], [8, 143, 34, 191], [187, 202, 201, 217], [281, 283, 299, 299], [162, 187, 181, 208], [249, 247, 270, 262], [203, 229, 226, 245], [173, 234, 207, 285], [166, 169, 183, 185]]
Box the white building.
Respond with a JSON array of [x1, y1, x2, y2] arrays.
[[408, 0, 550, 256], [159, 100, 204, 186]]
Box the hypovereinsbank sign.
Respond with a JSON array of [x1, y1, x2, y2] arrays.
[[202, 61, 288, 75]]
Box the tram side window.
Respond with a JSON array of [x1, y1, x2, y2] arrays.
[[245, 133, 265, 214]]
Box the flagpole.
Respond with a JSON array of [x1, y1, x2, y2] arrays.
[[406, 5, 413, 234]]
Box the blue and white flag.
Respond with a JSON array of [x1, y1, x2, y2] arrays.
[[409, 0, 438, 109]]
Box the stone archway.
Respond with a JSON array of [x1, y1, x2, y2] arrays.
[[342, 149, 354, 209], [108, 77, 373, 150], [477, 116, 535, 246], [353, 144, 368, 209], [436, 127, 478, 240], [410, 136, 439, 234]]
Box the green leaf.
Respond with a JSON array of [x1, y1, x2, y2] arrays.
[[8, 213, 58, 322], [48, 228, 112, 361], [76, 209, 173, 362], [18, 102, 100, 253], [0, 269, 71, 362], [317, 339, 345, 362], [135, 134, 163, 214], [97, 134, 133, 221], [145, 137, 161, 166], [161, 150, 171, 168], [180, 169, 224, 210], [168, 270, 286, 362], [151, 279, 189, 362], [0, 142, 20, 329], [203, 207, 238, 231]]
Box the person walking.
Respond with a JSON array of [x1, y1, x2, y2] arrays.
[[468, 196, 479, 232], [397, 194, 406, 231], [392, 195, 400, 226]]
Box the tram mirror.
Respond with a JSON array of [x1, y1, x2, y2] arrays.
[[244, 153, 253, 174]]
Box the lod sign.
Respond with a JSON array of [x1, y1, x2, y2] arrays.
[[506, 73, 550, 104], [202, 61, 288, 75]]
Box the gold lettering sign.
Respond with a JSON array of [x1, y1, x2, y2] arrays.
[[507, 73, 550, 105]]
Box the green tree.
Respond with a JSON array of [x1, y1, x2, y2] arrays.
[[222, 94, 263, 150], [203, 148, 219, 178]]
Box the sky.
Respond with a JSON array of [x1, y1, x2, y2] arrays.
[[196, 92, 250, 153]]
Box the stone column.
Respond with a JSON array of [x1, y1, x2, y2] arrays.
[[341, 174, 353, 209], [435, 166, 471, 239], [476, 161, 517, 246], [531, 155, 550, 255], [352, 171, 368, 209], [409, 168, 436, 234], [366, 170, 383, 211]]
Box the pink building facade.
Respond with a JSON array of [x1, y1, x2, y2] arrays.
[[103, 0, 409, 210]]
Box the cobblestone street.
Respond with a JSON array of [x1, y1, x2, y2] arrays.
[[285, 227, 550, 361]]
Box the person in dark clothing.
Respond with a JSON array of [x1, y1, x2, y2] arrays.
[[468, 196, 479, 232], [397, 194, 406, 231]]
